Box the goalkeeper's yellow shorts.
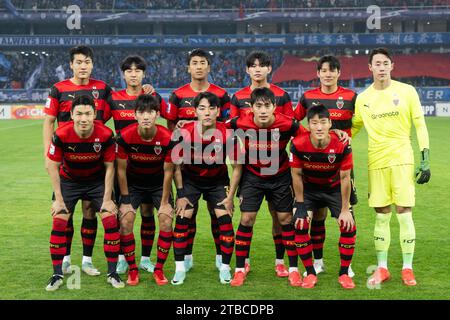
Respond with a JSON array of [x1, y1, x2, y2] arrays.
[[368, 164, 415, 208]]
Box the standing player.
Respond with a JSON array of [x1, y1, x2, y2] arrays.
[[104, 55, 167, 275], [45, 95, 123, 291], [294, 55, 357, 277], [170, 92, 242, 285], [352, 48, 430, 286], [229, 51, 294, 277], [290, 104, 357, 289], [227, 87, 303, 287], [164, 49, 231, 271], [115, 94, 176, 286], [43, 45, 112, 277]]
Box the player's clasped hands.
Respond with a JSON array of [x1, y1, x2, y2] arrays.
[[51, 199, 68, 216], [337, 210, 355, 232], [175, 197, 193, 218], [292, 201, 310, 230], [217, 197, 234, 217], [101, 199, 118, 215]]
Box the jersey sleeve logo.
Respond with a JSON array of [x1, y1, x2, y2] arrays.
[[45, 98, 51, 109], [49, 143, 55, 155]]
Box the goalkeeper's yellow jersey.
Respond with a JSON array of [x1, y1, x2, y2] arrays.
[[352, 80, 429, 170]]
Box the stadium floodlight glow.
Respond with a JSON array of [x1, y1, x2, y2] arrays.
[[355, 50, 359, 54], [365, 49, 369, 54], [21, 51, 25, 54], [42, 51, 46, 54], [31, 51, 35, 54]]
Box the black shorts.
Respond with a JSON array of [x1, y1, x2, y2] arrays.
[[238, 170, 293, 213], [128, 182, 173, 210], [53, 177, 105, 214], [304, 189, 354, 219], [183, 177, 229, 211]]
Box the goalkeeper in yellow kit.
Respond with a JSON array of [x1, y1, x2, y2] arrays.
[[352, 48, 430, 287]]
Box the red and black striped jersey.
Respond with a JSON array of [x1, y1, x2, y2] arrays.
[[226, 112, 304, 178], [45, 78, 112, 127], [289, 131, 353, 191], [104, 89, 168, 134], [229, 84, 294, 119], [173, 121, 237, 184], [47, 121, 115, 181], [294, 86, 357, 136], [116, 123, 174, 185], [164, 83, 230, 122]]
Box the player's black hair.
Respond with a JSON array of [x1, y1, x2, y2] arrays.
[[193, 92, 220, 109], [120, 55, 147, 72], [250, 87, 275, 106], [369, 47, 393, 64], [317, 55, 341, 72], [71, 94, 96, 112], [187, 48, 212, 65], [307, 104, 330, 122], [134, 94, 160, 113], [246, 51, 271, 68], [69, 45, 94, 62]]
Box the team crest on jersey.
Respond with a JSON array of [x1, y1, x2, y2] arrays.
[[93, 143, 101, 153], [154, 146, 162, 155], [92, 87, 99, 99], [328, 149, 336, 163], [272, 129, 280, 142], [336, 96, 345, 109], [393, 94, 400, 106], [214, 139, 222, 153]]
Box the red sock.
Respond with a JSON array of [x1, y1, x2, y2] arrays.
[[173, 216, 189, 262], [294, 220, 315, 275], [339, 225, 357, 276], [235, 224, 253, 268], [81, 217, 97, 257], [140, 215, 155, 257], [154, 230, 173, 271], [310, 219, 326, 260], [50, 217, 68, 275], [65, 216, 74, 256], [121, 233, 137, 271], [218, 215, 234, 265], [101, 215, 120, 274], [281, 224, 297, 268]]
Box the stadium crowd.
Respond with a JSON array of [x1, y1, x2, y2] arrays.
[[1, 47, 448, 91], [3, 0, 447, 11]]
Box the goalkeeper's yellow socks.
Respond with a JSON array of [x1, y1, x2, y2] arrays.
[[397, 212, 416, 270], [374, 212, 392, 269]]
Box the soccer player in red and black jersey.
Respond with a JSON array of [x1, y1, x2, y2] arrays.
[[45, 95, 123, 291], [227, 87, 304, 287], [170, 92, 242, 285], [43, 45, 112, 278], [104, 55, 167, 275], [164, 49, 231, 271], [290, 104, 357, 289], [229, 51, 294, 277], [294, 55, 357, 277], [115, 94, 176, 286]]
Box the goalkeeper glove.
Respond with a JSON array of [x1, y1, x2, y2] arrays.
[[415, 148, 431, 184]]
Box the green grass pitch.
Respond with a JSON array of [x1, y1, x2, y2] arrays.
[[0, 118, 449, 300]]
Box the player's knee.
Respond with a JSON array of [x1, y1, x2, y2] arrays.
[[158, 215, 172, 231], [100, 211, 116, 220], [54, 212, 71, 221], [120, 214, 135, 234], [312, 208, 327, 221], [375, 206, 391, 214], [82, 204, 96, 219], [396, 206, 412, 214], [240, 213, 256, 227]]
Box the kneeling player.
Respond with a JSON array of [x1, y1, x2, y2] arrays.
[[290, 104, 357, 289], [171, 92, 242, 285], [116, 94, 176, 286], [46, 95, 123, 291]]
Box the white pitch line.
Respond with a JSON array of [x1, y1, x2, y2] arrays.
[[0, 122, 42, 131]]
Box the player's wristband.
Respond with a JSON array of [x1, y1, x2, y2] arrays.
[[120, 194, 131, 205], [293, 202, 308, 220], [177, 188, 185, 198]]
